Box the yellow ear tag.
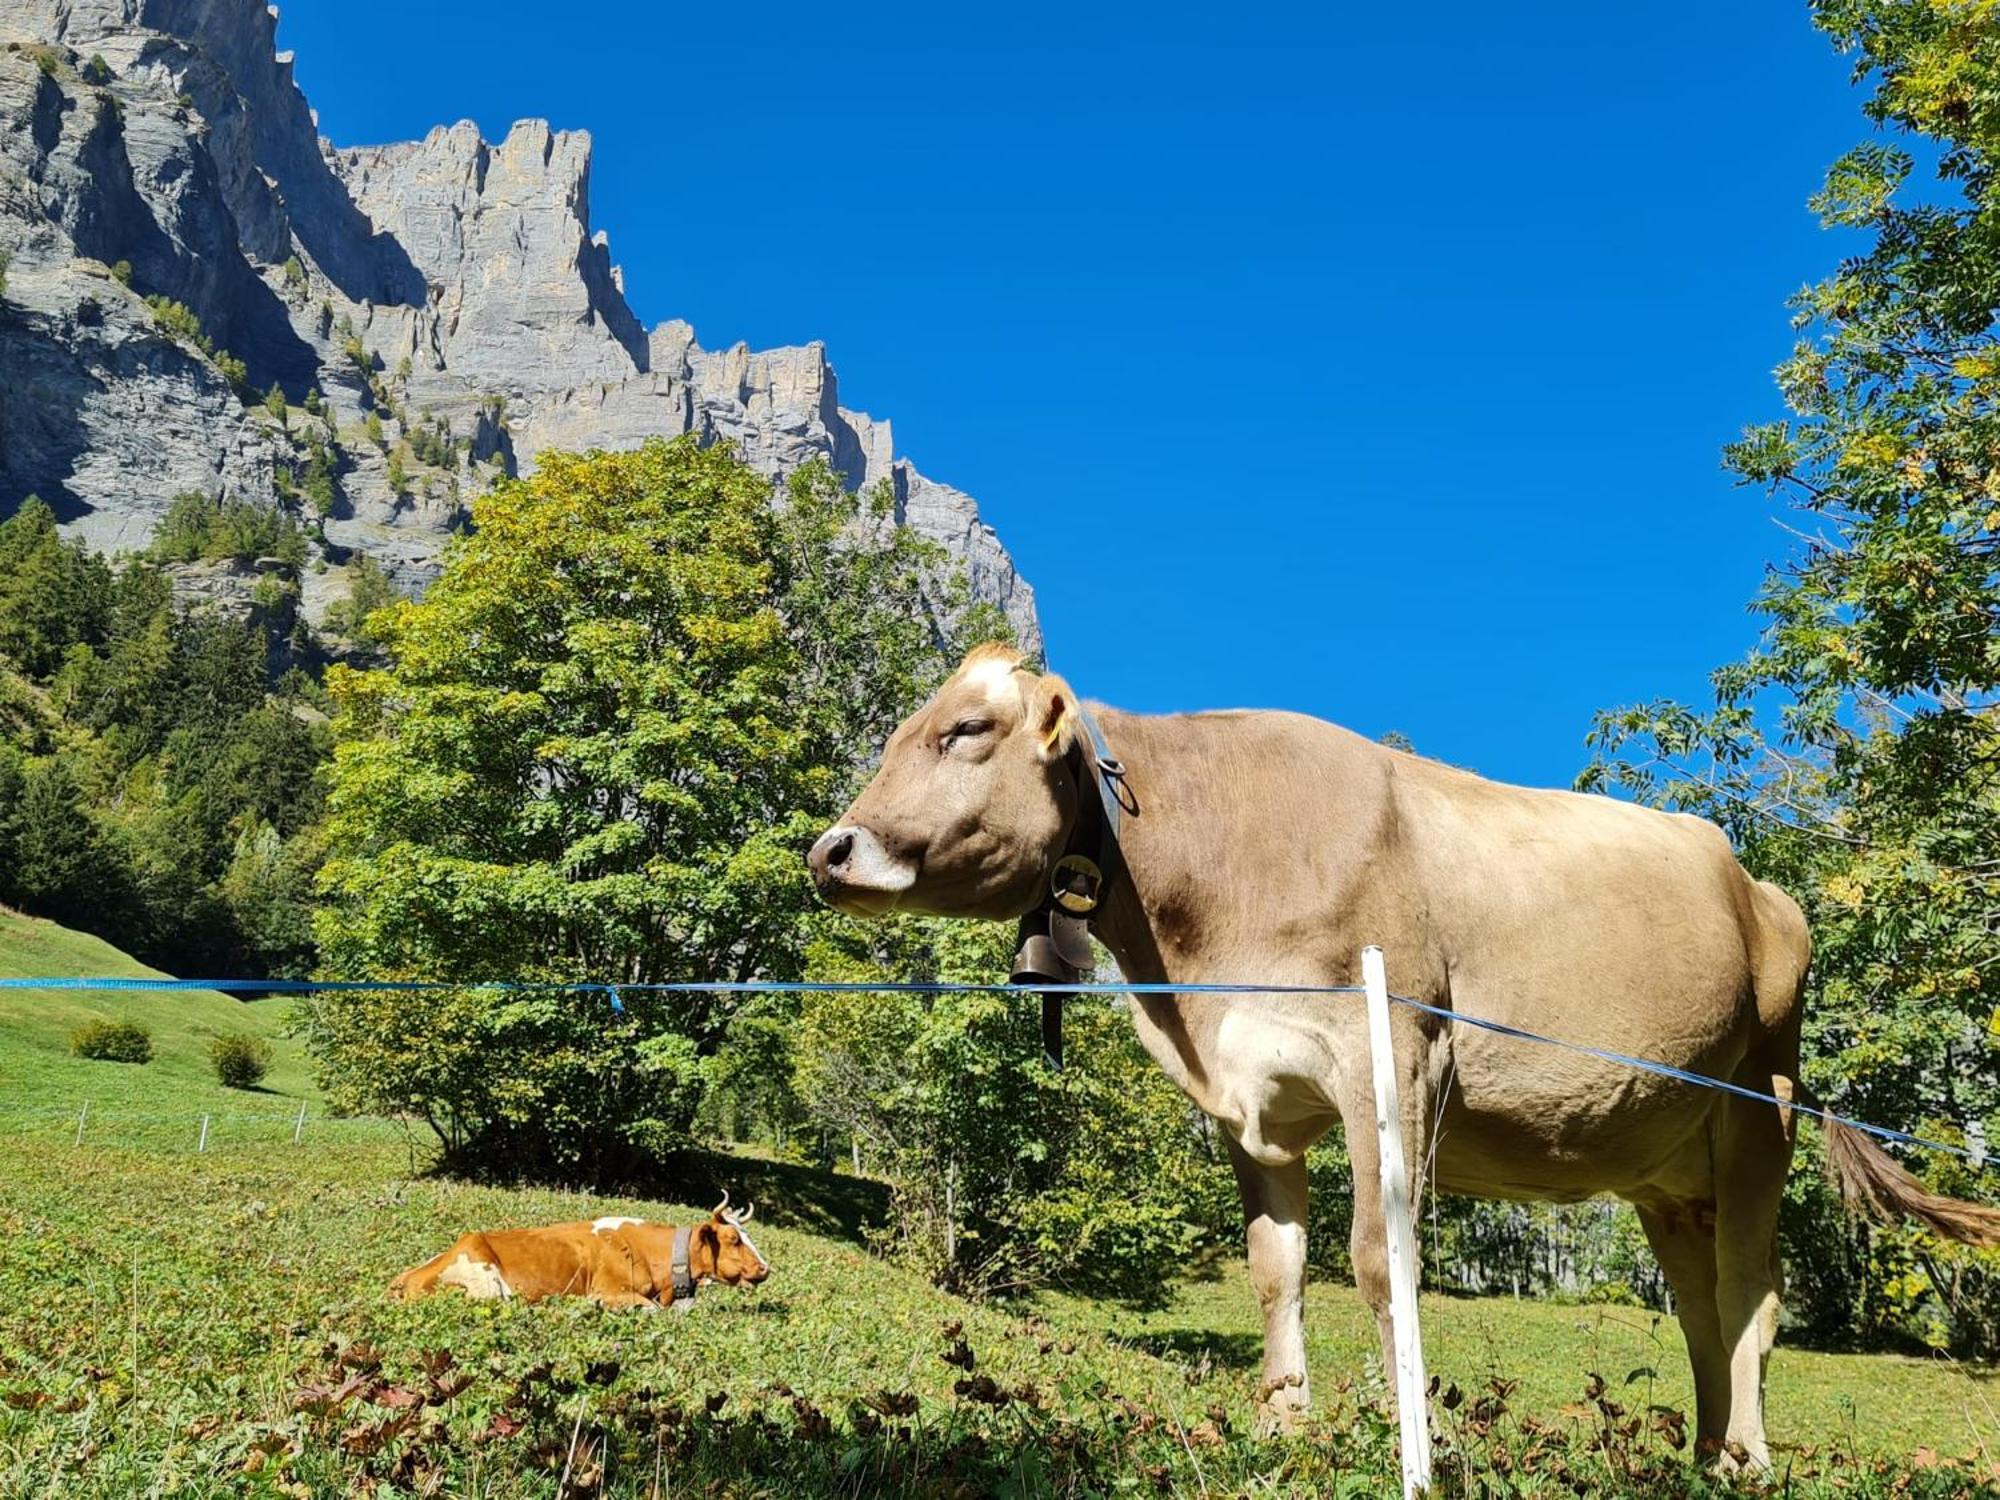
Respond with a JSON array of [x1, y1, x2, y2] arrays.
[[1051, 854, 1104, 914]]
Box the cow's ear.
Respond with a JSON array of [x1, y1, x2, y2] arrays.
[[1031, 673, 1078, 763]]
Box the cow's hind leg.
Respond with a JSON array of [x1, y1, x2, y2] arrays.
[[1634, 1201, 1729, 1447], [1226, 1140, 1311, 1436], [1713, 1061, 1797, 1471]]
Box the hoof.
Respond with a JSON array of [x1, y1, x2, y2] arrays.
[[1698, 1438, 1769, 1478], [1253, 1373, 1309, 1437]]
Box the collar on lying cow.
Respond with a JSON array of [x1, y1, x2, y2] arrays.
[[670, 1225, 695, 1305], [1011, 701, 1135, 1072]]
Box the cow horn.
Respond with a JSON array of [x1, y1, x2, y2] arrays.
[[737, 1201, 754, 1224], [713, 1188, 731, 1219]]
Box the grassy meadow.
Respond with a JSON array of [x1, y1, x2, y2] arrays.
[[1, 906, 1996, 1496]]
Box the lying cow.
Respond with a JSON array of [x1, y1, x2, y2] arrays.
[[389, 1194, 770, 1309]]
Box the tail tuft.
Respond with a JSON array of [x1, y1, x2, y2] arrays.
[[1821, 1114, 2000, 1248]]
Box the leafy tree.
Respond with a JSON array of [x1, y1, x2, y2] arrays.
[[1587, 0, 2000, 1352], [263, 383, 288, 428], [306, 438, 985, 1174]]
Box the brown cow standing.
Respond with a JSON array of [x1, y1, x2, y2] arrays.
[[390, 1196, 770, 1309], [805, 643, 2000, 1469]]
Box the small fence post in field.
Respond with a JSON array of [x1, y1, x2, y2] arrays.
[[293, 1102, 307, 1145], [197, 1114, 210, 1154], [74, 1100, 89, 1147], [1362, 944, 1432, 1499]]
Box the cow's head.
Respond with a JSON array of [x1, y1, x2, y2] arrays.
[[807, 644, 1083, 921], [697, 1194, 771, 1286]]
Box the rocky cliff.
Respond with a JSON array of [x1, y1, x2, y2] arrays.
[[0, 0, 1037, 649]]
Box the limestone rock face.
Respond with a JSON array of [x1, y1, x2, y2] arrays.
[[0, 0, 1038, 650]]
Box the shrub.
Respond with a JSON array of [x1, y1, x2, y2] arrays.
[[209, 1033, 271, 1090], [0, 245, 9, 301], [81, 54, 111, 85], [71, 1018, 153, 1064], [109, 259, 132, 287]]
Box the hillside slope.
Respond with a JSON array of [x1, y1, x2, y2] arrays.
[[0, 904, 312, 1127]]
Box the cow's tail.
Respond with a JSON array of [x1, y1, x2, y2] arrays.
[[1804, 1088, 2000, 1247]]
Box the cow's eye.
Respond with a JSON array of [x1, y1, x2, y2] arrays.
[[943, 719, 993, 750]]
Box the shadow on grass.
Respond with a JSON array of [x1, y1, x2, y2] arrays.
[[657, 1147, 891, 1245], [1114, 1327, 1264, 1368]]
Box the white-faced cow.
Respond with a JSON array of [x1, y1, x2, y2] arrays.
[[807, 643, 2000, 1468]]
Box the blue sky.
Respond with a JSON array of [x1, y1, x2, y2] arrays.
[[282, 1, 1870, 788]]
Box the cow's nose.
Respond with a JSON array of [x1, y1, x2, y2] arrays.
[[808, 827, 854, 885]]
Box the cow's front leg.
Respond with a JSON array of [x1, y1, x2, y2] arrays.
[[1227, 1137, 1311, 1435]]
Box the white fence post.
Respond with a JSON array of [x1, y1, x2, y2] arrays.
[[293, 1102, 307, 1145], [73, 1100, 89, 1147], [197, 1114, 210, 1154], [1363, 944, 1432, 1499]]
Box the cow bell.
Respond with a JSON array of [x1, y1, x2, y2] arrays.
[[1013, 908, 1094, 1072]]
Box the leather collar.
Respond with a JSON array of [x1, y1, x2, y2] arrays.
[[670, 1224, 696, 1305], [1011, 701, 1134, 1070]]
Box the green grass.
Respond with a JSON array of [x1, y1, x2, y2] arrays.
[[0, 910, 1995, 1496]]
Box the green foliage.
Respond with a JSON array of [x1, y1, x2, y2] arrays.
[[80, 53, 111, 85], [108, 259, 131, 287], [305, 440, 978, 1175], [1586, 1, 2000, 1353], [281, 254, 306, 292], [0, 244, 9, 301], [299, 430, 340, 517], [150, 492, 306, 567], [384, 448, 407, 497], [208, 1031, 272, 1089], [791, 922, 1207, 1306], [363, 410, 385, 450], [262, 382, 287, 428], [68, 1016, 152, 1063]]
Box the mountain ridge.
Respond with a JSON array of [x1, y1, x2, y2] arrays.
[[0, 0, 1038, 650]]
